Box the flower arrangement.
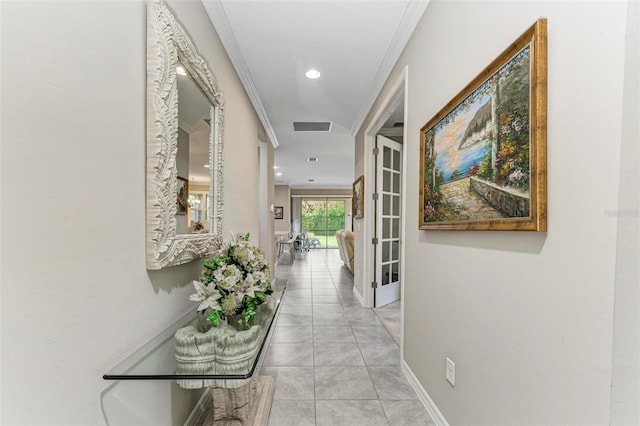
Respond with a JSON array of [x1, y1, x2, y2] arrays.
[[189, 233, 273, 328]]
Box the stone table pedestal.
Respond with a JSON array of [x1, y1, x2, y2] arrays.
[[175, 323, 274, 425]]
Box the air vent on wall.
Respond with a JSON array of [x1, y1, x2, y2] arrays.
[[293, 121, 332, 132]]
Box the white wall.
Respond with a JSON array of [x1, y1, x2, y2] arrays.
[[610, 0, 640, 424], [273, 185, 291, 233], [265, 138, 276, 272], [258, 140, 277, 272], [356, 1, 633, 423], [0, 0, 268, 424]]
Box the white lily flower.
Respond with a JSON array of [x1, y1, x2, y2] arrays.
[[243, 285, 262, 299], [189, 280, 222, 312], [244, 273, 257, 286], [233, 291, 246, 303]]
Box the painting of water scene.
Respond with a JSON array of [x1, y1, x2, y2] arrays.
[[419, 19, 547, 231]]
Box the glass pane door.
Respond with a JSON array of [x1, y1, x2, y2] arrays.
[[375, 135, 403, 307], [301, 198, 345, 249]]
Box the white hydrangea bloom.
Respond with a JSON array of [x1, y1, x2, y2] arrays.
[[251, 271, 267, 286], [213, 264, 243, 291]]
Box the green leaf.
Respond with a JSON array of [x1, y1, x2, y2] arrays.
[[208, 310, 221, 327]]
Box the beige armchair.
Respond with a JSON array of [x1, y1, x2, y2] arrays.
[[335, 229, 355, 273]]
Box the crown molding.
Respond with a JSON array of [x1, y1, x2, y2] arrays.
[[350, 0, 430, 136], [202, 1, 280, 149]]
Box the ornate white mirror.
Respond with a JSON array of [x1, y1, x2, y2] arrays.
[[146, 0, 224, 270]]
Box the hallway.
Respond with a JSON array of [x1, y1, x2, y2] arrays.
[[263, 250, 434, 425]]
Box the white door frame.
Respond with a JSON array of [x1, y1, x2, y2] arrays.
[[363, 66, 409, 310]]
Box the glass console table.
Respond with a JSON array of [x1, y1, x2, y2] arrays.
[[103, 286, 285, 425]]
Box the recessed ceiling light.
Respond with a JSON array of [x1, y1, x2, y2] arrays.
[[176, 66, 187, 76], [276, 172, 282, 177], [273, 166, 278, 169], [305, 69, 321, 79], [203, 164, 210, 168]]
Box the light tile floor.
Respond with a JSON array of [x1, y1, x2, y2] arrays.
[[262, 249, 435, 426]]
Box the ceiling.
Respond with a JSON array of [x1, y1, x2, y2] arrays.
[[202, 0, 428, 189]]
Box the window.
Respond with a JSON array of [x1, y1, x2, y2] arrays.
[[300, 198, 345, 249], [188, 192, 209, 229]]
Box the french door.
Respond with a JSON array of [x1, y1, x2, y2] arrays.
[[375, 135, 403, 306]]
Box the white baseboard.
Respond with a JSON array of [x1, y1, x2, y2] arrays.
[[353, 285, 366, 307], [401, 360, 449, 426]]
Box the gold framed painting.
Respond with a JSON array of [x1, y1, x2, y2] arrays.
[[419, 19, 547, 231], [353, 175, 364, 219]]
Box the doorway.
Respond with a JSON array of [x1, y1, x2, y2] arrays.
[[362, 67, 408, 314], [300, 198, 346, 249]]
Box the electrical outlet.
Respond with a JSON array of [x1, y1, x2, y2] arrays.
[[446, 357, 455, 386]]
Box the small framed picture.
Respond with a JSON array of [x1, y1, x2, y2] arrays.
[[274, 206, 284, 219], [176, 176, 188, 215]]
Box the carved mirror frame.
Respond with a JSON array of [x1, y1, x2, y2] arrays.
[[146, 0, 224, 270]]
